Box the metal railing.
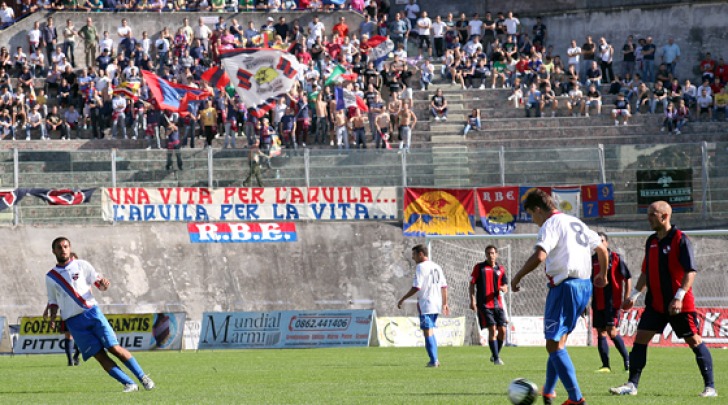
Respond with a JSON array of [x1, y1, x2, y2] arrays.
[[1, 140, 725, 224]]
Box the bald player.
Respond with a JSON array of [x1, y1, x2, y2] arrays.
[[610, 201, 717, 398]]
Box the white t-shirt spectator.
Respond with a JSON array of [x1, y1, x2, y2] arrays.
[[308, 21, 325, 40], [404, 3, 420, 20], [468, 19, 483, 37], [416, 17, 431, 37], [567, 45, 581, 65], [28, 28, 41, 46], [28, 110, 43, 125], [95, 75, 110, 93], [0, 7, 14, 24], [195, 24, 211, 40], [112, 96, 127, 113], [432, 20, 446, 38], [697, 94, 712, 108], [99, 37, 114, 54], [155, 38, 170, 53], [106, 63, 118, 81], [117, 25, 132, 39], [504, 16, 520, 35], [29, 52, 44, 66]]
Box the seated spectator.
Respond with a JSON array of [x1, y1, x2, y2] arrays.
[[683, 79, 697, 107], [655, 63, 672, 88], [18, 66, 34, 92], [463, 108, 481, 137], [700, 52, 716, 82], [661, 101, 678, 133], [697, 78, 713, 98], [710, 76, 723, 95], [713, 86, 728, 121], [585, 60, 602, 88], [471, 58, 490, 90], [28, 50, 45, 77], [13, 47, 28, 76], [61, 104, 81, 139], [695, 88, 713, 121], [715, 58, 728, 85], [0, 108, 14, 139], [612, 93, 631, 125], [25, 104, 47, 140], [430, 88, 447, 121], [419, 59, 434, 91], [584, 83, 602, 116], [506, 77, 524, 108], [540, 84, 559, 118], [525, 83, 542, 118], [0, 47, 11, 71], [675, 99, 689, 134], [636, 82, 651, 114], [566, 82, 584, 116], [650, 80, 669, 114]]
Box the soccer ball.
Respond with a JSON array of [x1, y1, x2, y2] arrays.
[[508, 378, 538, 405]]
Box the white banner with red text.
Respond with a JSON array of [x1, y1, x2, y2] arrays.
[[13, 313, 185, 354], [102, 187, 398, 222], [198, 310, 375, 349], [609, 307, 728, 348], [371, 317, 466, 347]]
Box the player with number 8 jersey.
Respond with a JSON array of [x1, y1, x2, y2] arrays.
[[511, 189, 609, 405]]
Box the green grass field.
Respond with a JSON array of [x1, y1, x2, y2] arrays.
[[0, 346, 725, 404]]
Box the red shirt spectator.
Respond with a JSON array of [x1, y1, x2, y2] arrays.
[[515, 57, 530, 74], [332, 17, 349, 38], [700, 53, 715, 77], [296, 49, 312, 65], [710, 77, 723, 94], [716, 58, 728, 83]]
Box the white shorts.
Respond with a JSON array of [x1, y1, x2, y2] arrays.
[[399, 88, 413, 100], [612, 109, 630, 116]]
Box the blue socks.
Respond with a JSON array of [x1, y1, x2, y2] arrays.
[[108, 366, 135, 385], [424, 334, 438, 363], [693, 343, 714, 388], [543, 356, 558, 396], [123, 357, 145, 381], [488, 339, 499, 360], [628, 343, 647, 387], [497, 338, 504, 352], [597, 336, 610, 368], [611, 335, 629, 368], [550, 349, 582, 402]]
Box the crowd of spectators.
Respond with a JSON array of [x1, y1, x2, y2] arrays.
[[1, 4, 726, 151]]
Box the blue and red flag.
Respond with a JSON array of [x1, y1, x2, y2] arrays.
[[0, 188, 28, 211], [236, 68, 253, 90], [276, 57, 296, 79], [200, 67, 231, 90], [27, 188, 95, 205], [141, 70, 211, 115]]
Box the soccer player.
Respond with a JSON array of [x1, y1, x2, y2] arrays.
[[469, 245, 509, 365], [511, 189, 609, 405], [591, 232, 631, 373], [398, 244, 449, 367], [43, 251, 82, 366], [44, 237, 156, 393], [610, 201, 717, 398]]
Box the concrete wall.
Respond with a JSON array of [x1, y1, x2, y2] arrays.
[[4, 221, 727, 332]]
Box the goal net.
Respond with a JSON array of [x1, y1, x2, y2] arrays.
[[428, 230, 728, 346]]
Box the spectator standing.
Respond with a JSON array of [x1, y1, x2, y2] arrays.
[[199, 100, 217, 148], [431, 15, 447, 60], [532, 16, 546, 47], [78, 18, 98, 68], [28, 21, 42, 54], [404, 0, 420, 36], [503, 11, 519, 42], [641, 36, 656, 84], [621, 35, 636, 78], [41, 17, 58, 63], [567, 40, 581, 74], [165, 122, 183, 171], [598, 37, 614, 83], [117, 19, 133, 58], [416, 11, 432, 59], [581, 36, 596, 83], [63, 19, 78, 68], [661, 37, 680, 75], [111, 93, 127, 139]]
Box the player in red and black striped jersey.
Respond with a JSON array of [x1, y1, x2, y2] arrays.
[[591, 232, 631, 373], [611, 201, 716, 398], [469, 245, 509, 365]]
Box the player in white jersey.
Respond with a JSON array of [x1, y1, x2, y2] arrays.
[[398, 244, 449, 367], [511, 189, 609, 405], [44, 237, 156, 393]]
